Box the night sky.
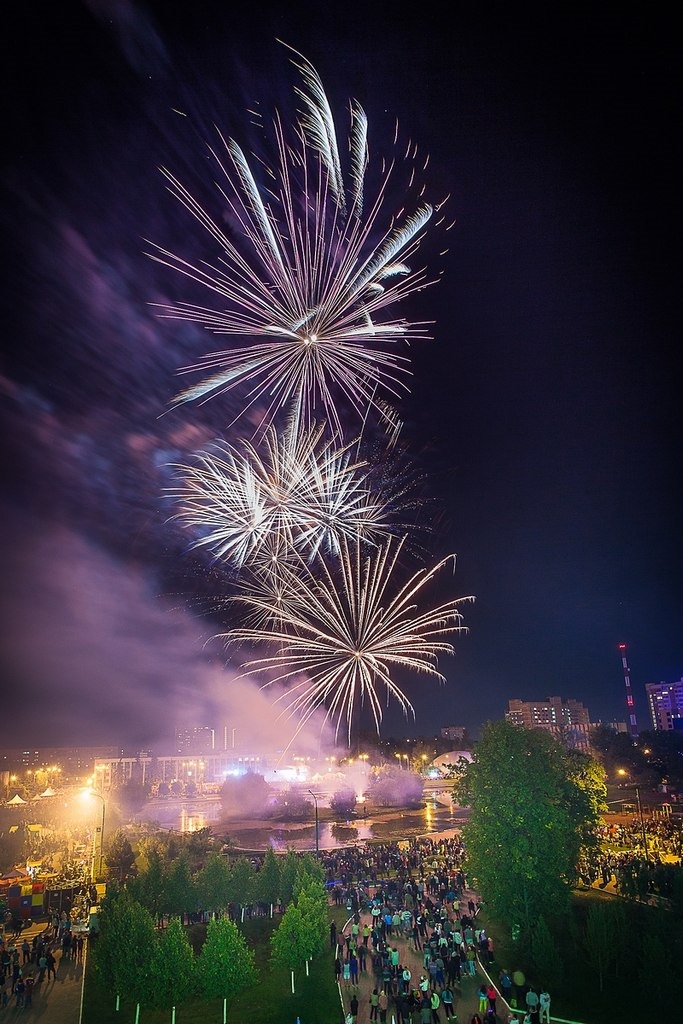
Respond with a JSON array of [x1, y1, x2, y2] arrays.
[[1, 2, 680, 751]]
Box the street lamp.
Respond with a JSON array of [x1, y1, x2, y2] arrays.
[[83, 789, 106, 881], [308, 790, 319, 858], [617, 769, 649, 862]]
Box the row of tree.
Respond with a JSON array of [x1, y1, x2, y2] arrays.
[[95, 853, 328, 1011]]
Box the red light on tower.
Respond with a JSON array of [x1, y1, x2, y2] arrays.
[[618, 643, 638, 738]]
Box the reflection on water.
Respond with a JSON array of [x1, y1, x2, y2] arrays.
[[140, 796, 463, 850]]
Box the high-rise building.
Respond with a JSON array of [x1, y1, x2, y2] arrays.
[[440, 725, 466, 742], [174, 726, 216, 754], [506, 696, 593, 750], [645, 679, 683, 731]]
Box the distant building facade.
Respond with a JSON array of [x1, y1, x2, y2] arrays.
[[506, 696, 593, 750], [0, 745, 119, 779], [174, 726, 217, 755], [440, 725, 467, 743], [645, 679, 683, 731]]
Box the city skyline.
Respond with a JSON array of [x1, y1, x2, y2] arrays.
[[1, 3, 680, 749]]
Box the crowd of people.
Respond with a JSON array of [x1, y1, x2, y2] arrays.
[[325, 837, 547, 1024], [0, 910, 84, 1009]]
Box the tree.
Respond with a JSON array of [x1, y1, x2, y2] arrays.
[[106, 829, 137, 882], [114, 780, 148, 815], [271, 877, 328, 972], [366, 767, 423, 807], [330, 787, 357, 817], [226, 856, 256, 907], [95, 890, 157, 1004], [294, 879, 328, 958], [220, 773, 273, 818], [271, 902, 308, 972], [531, 915, 563, 991], [582, 900, 626, 992], [127, 847, 166, 921], [184, 827, 215, 871], [149, 917, 196, 1008], [457, 720, 603, 936], [164, 853, 196, 918], [197, 917, 257, 1001], [255, 847, 281, 906], [279, 850, 300, 905], [196, 853, 234, 914]]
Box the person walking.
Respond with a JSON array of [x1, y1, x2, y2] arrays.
[[499, 968, 513, 1005], [370, 988, 380, 1021], [430, 988, 441, 1024], [379, 988, 389, 1024], [486, 981, 498, 1016], [539, 987, 551, 1023], [441, 984, 455, 1021]]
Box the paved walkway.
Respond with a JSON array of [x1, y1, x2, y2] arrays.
[[337, 885, 516, 1024], [3, 920, 85, 1023]]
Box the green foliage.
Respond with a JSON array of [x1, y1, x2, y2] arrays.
[[295, 880, 328, 958], [583, 900, 627, 992], [127, 848, 166, 919], [164, 852, 197, 916], [184, 827, 215, 871], [255, 847, 281, 905], [197, 917, 258, 1000], [271, 872, 328, 972], [227, 856, 256, 906], [458, 720, 603, 934], [196, 853, 234, 913], [149, 917, 196, 1008], [270, 903, 308, 970], [279, 850, 300, 904], [106, 829, 137, 882], [95, 889, 157, 1004], [530, 915, 563, 991]]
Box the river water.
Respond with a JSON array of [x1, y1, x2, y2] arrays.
[[138, 792, 466, 851]]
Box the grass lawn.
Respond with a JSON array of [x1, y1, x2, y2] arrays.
[[475, 887, 678, 1024], [82, 913, 344, 1024]]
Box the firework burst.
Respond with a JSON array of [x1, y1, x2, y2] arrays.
[[147, 42, 451, 434], [169, 420, 408, 572], [223, 536, 474, 744]]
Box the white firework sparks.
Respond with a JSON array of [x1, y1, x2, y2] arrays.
[[169, 421, 402, 571], [147, 42, 451, 434], [223, 536, 474, 744]]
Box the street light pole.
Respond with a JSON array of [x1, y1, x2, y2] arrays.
[[85, 790, 106, 881], [308, 790, 319, 858]]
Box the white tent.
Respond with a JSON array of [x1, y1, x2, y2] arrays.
[[39, 787, 57, 798], [6, 794, 27, 805]]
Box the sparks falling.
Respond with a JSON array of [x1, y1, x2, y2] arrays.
[[147, 42, 451, 436], [160, 42, 471, 745], [224, 537, 474, 745]]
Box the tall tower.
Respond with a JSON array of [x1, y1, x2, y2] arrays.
[[618, 643, 638, 738]]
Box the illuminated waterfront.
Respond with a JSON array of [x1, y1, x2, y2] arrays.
[[138, 787, 466, 850]]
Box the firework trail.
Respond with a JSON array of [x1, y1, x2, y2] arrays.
[[147, 41, 451, 436], [169, 420, 406, 570], [223, 536, 474, 744], [157, 43, 471, 744]]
